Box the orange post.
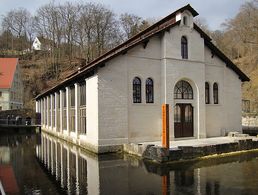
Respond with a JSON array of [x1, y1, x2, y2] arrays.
[[162, 174, 170, 195], [162, 104, 169, 149]]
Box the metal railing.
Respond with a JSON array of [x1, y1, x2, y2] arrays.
[[0, 118, 40, 126]]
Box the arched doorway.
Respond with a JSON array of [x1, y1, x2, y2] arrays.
[[174, 80, 194, 138]]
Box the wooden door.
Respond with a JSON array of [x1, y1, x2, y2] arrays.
[[174, 104, 193, 138]]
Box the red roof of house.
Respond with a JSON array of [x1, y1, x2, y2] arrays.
[[0, 165, 19, 194], [0, 58, 18, 89]]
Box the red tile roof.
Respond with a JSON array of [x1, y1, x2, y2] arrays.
[[0, 58, 18, 89]]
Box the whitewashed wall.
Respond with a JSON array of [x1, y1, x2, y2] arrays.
[[39, 10, 244, 151], [98, 35, 162, 144], [98, 56, 129, 145], [95, 10, 243, 145], [0, 89, 10, 110], [204, 46, 242, 136], [163, 23, 206, 139], [80, 75, 99, 146]]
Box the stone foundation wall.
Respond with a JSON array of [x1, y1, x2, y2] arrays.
[[124, 137, 258, 163]]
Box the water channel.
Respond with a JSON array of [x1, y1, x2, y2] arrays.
[[1, 131, 258, 194]]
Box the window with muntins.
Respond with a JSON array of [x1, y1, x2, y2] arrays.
[[70, 86, 75, 132], [181, 36, 188, 59], [146, 78, 154, 103], [57, 92, 60, 108], [205, 82, 210, 104], [63, 90, 67, 107], [79, 81, 86, 135], [133, 77, 141, 103], [79, 81, 86, 106], [174, 80, 193, 99], [213, 83, 219, 104], [70, 86, 75, 107]]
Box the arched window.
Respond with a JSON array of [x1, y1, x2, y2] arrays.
[[205, 82, 210, 104], [181, 36, 188, 59], [146, 78, 154, 103], [133, 77, 141, 103], [174, 80, 193, 99], [213, 83, 219, 104], [183, 16, 188, 25]]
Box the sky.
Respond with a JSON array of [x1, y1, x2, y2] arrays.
[[0, 0, 250, 30]]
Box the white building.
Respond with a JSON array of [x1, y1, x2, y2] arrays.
[[0, 58, 23, 110], [35, 5, 249, 153], [32, 37, 42, 51]]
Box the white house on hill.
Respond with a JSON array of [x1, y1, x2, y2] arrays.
[[32, 37, 41, 51], [35, 4, 249, 153]]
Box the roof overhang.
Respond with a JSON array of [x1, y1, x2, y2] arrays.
[[193, 23, 250, 82], [36, 4, 249, 101]]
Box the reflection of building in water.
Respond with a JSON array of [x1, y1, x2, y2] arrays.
[[37, 133, 165, 194], [38, 133, 208, 195], [37, 133, 96, 194], [35, 4, 249, 154], [0, 147, 10, 163], [38, 133, 258, 195]]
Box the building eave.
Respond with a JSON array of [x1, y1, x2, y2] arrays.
[[36, 4, 200, 100]]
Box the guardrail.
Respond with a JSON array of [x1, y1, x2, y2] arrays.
[[0, 118, 40, 126]]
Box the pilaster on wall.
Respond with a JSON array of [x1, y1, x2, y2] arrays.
[[55, 92, 58, 132], [36, 101, 39, 113], [75, 83, 80, 138], [46, 96, 49, 129], [50, 94, 54, 131], [66, 87, 70, 134], [40, 100, 43, 125], [43, 98, 46, 127], [60, 90, 63, 134]]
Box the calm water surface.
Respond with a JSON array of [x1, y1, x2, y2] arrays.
[[1, 132, 258, 195]]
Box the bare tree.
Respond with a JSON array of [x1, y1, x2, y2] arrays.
[[2, 8, 31, 51], [59, 2, 81, 61], [120, 13, 142, 39], [120, 13, 151, 40]]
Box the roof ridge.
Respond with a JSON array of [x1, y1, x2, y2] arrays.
[[66, 4, 198, 79]]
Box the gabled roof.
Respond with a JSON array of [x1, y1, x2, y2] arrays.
[[36, 4, 249, 100], [33, 37, 41, 44], [0, 58, 18, 89]]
